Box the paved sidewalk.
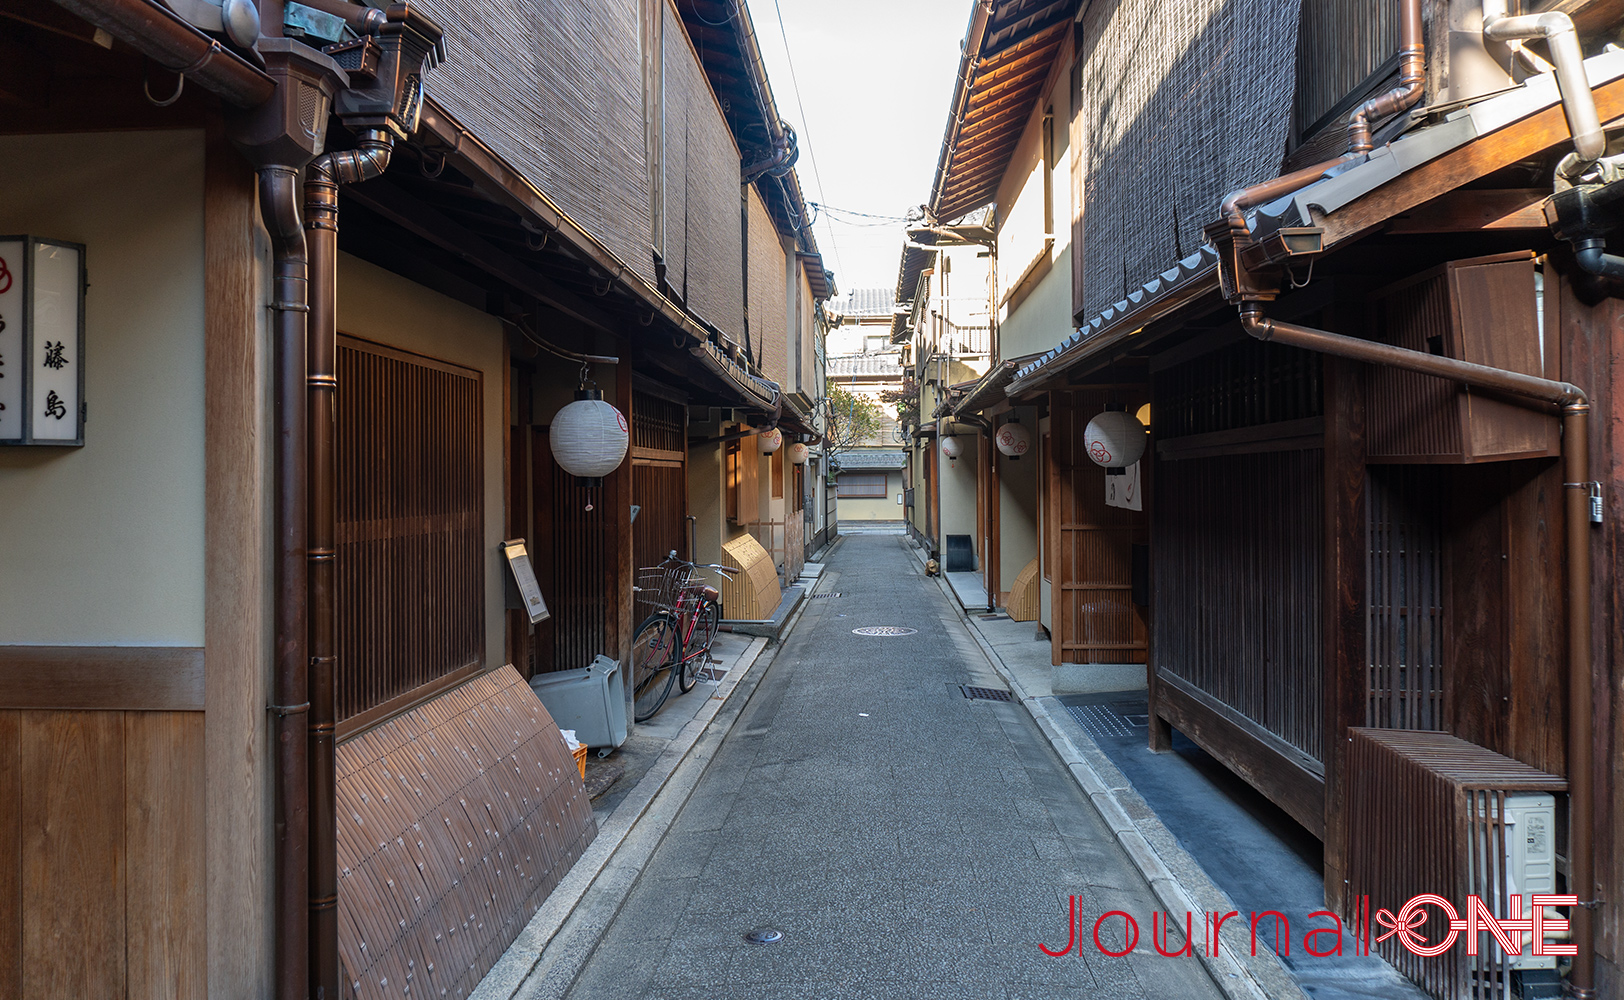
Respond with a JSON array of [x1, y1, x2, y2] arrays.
[[554, 534, 1223, 1000]]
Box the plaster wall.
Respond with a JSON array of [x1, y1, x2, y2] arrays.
[[837, 470, 904, 520], [336, 252, 506, 670], [0, 130, 206, 645], [997, 411, 1040, 588], [940, 433, 979, 541]]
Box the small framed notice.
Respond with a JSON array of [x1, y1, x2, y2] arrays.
[[501, 539, 550, 624]]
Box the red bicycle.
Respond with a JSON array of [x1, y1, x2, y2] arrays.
[[630, 552, 737, 722]]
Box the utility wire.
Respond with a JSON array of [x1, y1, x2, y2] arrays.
[[767, 0, 846, 282]]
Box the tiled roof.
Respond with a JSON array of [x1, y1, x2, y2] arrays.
[[1006, 247, 1220, 395], [832, 450, 907, 470], [827, 352, 904, 378], [832, 288, 896, 318]]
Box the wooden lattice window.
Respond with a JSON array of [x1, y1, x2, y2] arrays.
[[792, 463, 805, 512], [837, 472, 888, 498], [336, 336, 484, 725], [1366, 465, 1446, 730]]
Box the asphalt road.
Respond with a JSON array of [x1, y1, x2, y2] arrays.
[[562, 533, 1224, 999]]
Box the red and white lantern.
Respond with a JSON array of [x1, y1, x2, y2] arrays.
[[1083, 409, 1147, 470], [940, 434, 963, 464], [995, 420, 1031, 460], [759, 427, 783, 454], [788, 442, 809, 465]]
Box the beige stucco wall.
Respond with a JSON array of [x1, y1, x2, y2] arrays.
[[0, 130, 207, 645], [837, 469, 904, 520], [940, 431, 978, 543], [336, 252, 507, 668], [997, 411, 1040, 589]]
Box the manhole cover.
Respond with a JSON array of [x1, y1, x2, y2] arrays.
[[852, 626, 918, 636], [743, 927, 783, 944]]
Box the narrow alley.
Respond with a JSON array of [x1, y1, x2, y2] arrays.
[[551, 534, 1222, 1000]]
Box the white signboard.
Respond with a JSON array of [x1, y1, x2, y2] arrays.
[[1104, 461, 1142, 511], [501, 539, 551, 624]]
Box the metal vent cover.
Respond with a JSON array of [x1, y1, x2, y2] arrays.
[[960, 685, 1013, 702]]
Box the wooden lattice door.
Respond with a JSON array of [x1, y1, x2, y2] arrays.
[[1050, 388, 1148, 665]]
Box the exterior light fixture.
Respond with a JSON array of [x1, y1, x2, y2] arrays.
[[1083, 406, 1146, 474], [549, 384, 628, 496], [995, 419, 1031, 460], [940, 434, 963, 465], [0, 236, 86, 447], [788, 442, 809, 465], [759, 427, 783, 454]]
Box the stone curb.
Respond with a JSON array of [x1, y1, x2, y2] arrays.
[[943, 586, 1312, 1000], [470, 630, 777, 1000]]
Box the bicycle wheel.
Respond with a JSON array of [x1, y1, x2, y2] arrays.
[[631, 612, 682, 722], [679, 599, 721, 693]]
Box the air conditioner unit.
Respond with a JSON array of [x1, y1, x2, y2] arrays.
[[1346, 729, 1568, 1000]]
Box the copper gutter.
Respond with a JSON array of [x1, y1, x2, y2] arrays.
[[303, 128, 395, 1000], [1238, 305, 1597, 998], [45, 0, 274, 107], [1218, 0, 1424, 234]]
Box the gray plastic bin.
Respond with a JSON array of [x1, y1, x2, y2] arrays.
[[529, 654, 627, 750]]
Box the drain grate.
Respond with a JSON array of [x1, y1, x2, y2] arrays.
[[961, 685, 1013, 702], [1066, 704, 1139, 738], [808, 591, 843, 600]]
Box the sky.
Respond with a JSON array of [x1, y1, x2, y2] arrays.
[[751, 0, 974, 297]]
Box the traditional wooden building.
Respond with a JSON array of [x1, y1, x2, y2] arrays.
[[913, 0, 1624, 997], [0, 0, 826, 996]]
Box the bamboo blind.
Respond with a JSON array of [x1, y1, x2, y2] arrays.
[[336, 337, 484, 722], [1075, 0, 1300, 318], [748, 186, 787, 381], [418, 0, 654, 285], [665, 1, 744, 336]]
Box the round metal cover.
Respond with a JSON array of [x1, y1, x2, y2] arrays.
[[851, 626, 918, 636], [743, 927, 783, 944]]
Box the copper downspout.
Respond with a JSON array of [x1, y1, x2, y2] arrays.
[[1348, 0, 1426, 154], [45, 0, 274, 107], [304, 128, 395, 1000], [262, 164, 313, 1000], [1218, 0, 1425, 233], [1237, 306, 1596, 997]]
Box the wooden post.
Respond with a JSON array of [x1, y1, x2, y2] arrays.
[[1322, 346, 1367, 914]]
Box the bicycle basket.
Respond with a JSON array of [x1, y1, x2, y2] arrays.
[[634, 562, 693, 615]]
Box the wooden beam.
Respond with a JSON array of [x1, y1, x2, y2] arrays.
[[0, 647, 204, 711], [1157, 671, 1327, 839], [1384, 188, 1550, 234], [1323, 75, 1624, 247]]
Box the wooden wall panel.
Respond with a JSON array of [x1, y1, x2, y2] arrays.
[[126, 712, 206, 1000], [21, 711, 124, 999], [0, 711, 18, 1000]]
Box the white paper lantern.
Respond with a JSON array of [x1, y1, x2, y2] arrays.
[[758, 427, 783, 454], [995, 421, 1031, 459], [788, 442, 809, 465], [549, 391, 628, 482], [940, 434, 963, 460], [1083, 409, 1147, 469]]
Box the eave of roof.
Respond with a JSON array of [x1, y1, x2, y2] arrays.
[[1004, 49, 1624, 399], [952, 352, 1043, 416], [928, 0, 1076, 222]]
